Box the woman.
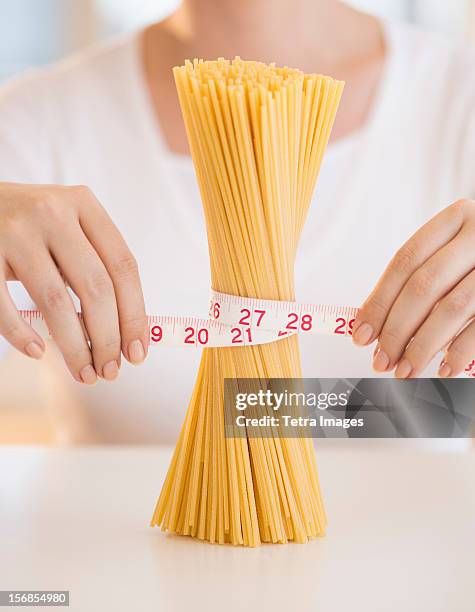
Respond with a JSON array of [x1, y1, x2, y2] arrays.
[[0, 0, 474, 442]]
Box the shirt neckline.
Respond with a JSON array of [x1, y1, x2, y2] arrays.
[[129, 18, 399, 165]]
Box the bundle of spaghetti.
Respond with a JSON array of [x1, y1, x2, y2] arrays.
[[151, 57, 344, 546]]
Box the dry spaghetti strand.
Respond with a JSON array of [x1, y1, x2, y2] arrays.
[[151, 58, 344, 546]]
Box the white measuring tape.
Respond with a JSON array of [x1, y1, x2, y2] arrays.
[[18, 290, 475, 377], [18, 290, 358, 348]]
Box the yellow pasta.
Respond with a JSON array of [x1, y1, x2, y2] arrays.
[[151, 58, 344, 546]]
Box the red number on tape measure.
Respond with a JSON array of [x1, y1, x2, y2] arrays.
[[285, 313, 313, 332], [209, 300, 221, 319], [254, 309, 266, 326], [151, 325, 163, 343], [286, 313, 299, 331], [334, 317, 356, 336], [239, 308, 251, 326], [334, 318, 345, 335], [184, 327, 195, 344], [231, 328, 252, 344], [185, 327, 209, 345], [198, 328, 209, 345], [348, 319, 355, 335], [231, 328, 242, 343]]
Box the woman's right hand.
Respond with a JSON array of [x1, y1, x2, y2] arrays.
[[0, 182, 149, 384]]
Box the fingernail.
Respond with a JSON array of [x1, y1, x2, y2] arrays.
[[128, 339, 145, 364], [373, 346, 390, 372], [395, 359, 412, 379], [25, 341, 45, 360], [353, 322, 374, 346], [439, 361, 452, 378], [80, 364, 97, 385], [102, 360, 119, 381]]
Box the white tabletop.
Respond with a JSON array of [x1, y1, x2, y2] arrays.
[[0, 442, 474, 612]]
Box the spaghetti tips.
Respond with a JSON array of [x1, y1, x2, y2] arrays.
[[151, 58, 344, 545]]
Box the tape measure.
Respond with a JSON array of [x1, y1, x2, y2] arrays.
[[18, 290, 475, 377], [18, 290, 358, 348]]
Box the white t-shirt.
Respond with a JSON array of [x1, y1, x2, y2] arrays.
[[0, 20, 474, 443]]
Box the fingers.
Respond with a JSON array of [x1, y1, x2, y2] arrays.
[[48, 225, 121, 381], [77, 190, 148, 364], [0, 272, 46, 360], [392, 270, 475, 378], [8, 244, 97, 385], [0, 183, 147, 383], [372, 229, 475, 372], [353, 201, 467, 347]]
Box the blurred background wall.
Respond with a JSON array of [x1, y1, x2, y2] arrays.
[[0, 0, 474, 81]]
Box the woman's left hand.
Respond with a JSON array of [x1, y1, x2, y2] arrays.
[[352, 198, 475, 379]]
